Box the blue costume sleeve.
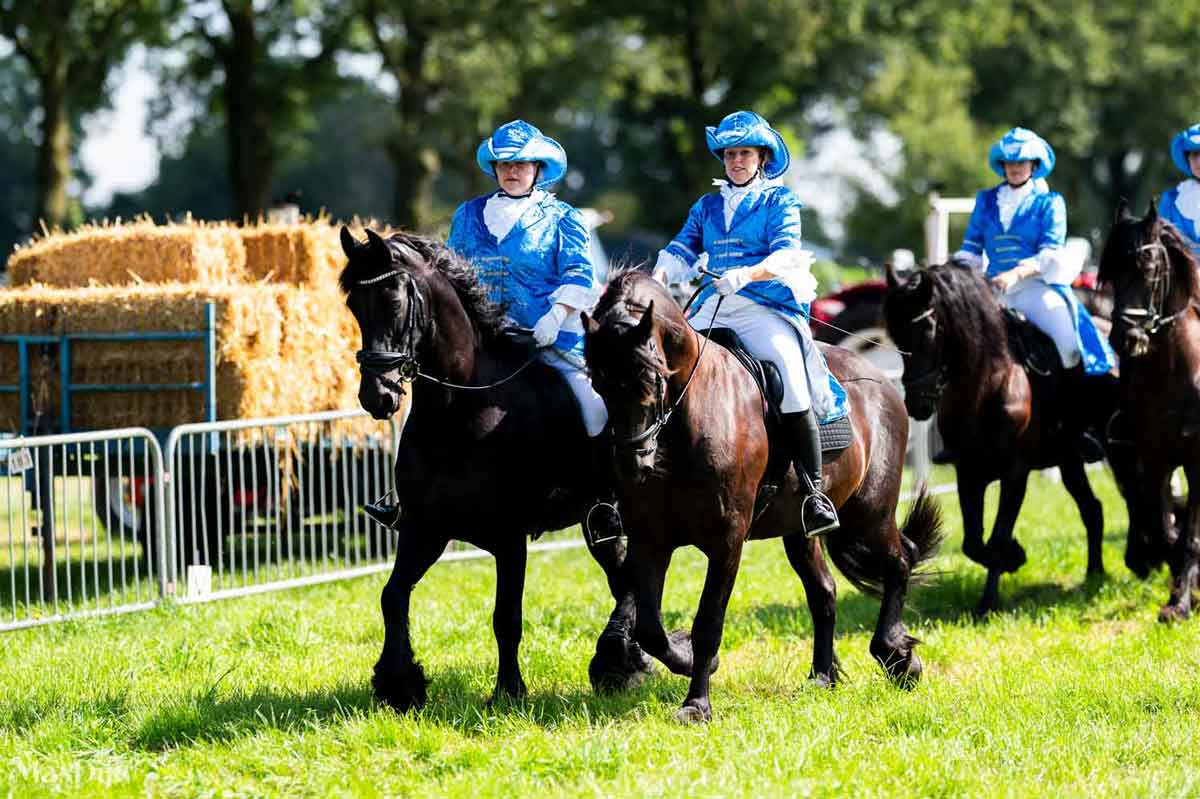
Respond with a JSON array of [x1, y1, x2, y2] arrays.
[[960, 190, 988, 255], [447, 202, 472, 257], [1037, 193, 1067, 251], [554, 208, 594, 290], [665, 197, 707, 267], [767, 191, 804, 252]]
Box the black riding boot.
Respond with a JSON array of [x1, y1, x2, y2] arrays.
[[785, 410, 840, 537], [1063, 365, 1106, 463], [364, 491, 402, 529], [584, 434, 625, 546]]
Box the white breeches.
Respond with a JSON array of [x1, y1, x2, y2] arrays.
[[694, 293, 812, 413], [1004, 279, 1080, 369], [540, 349, 609, 437]]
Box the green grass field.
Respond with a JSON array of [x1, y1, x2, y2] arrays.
[[2, 469, 1199, 798]]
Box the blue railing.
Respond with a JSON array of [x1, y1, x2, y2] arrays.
[[0, 302, 216, 436]]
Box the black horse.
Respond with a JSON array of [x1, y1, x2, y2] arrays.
[[884, 262, 1143, 615], [1100, 200, 1200, 621], [338, 227, 651, 710]]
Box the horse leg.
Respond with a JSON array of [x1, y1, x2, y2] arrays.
[[629, 537, 697, 677], [586, 535, 655, 692], [677, 538, 744, 724], [1057, 455, 1106, 578], [1160, 462, 1200, 623], [977, 469, 1030, 616], [489, 537, 529, 702], [957, 470, 989, 568], [783, 532, 839, 687], [868, 523, 922, 689], [372, 525, 450, 711]]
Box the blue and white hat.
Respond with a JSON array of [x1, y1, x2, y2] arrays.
[[476, 120, 567, 189], [988, 127, 1056, 179], [705, 111, 791, 180], [1170, 123, 1200, 177]]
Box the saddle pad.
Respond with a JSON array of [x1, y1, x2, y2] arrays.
[[819, 415, 853, 453]]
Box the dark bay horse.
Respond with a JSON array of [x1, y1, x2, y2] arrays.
[[339, 228, 651, 710], [884, 262, 1142, 616], [1100, 200, 1200, 621], [582, 271, 943, 723]]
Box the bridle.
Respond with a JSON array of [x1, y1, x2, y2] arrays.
[[612, 296, 722, 456], [1117, 239, 1194, 337], [353, 268, 538, 395], [899, 305, 947, 405]]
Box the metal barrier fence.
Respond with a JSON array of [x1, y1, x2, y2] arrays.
[[0, 428, 167, 630]]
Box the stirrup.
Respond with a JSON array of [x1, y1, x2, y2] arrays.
[[364, 489, 402, 530], [801, 491, 840, 538], [584, 500, 624, 547]]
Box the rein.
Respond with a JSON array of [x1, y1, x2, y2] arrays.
[[353, 271, 541, 394], [615, 295, 723, 454]]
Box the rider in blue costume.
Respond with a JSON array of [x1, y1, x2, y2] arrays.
[[1159, 123, 1200, 259], [653, 111, 846, 537], [952, 127, 1115, 460]]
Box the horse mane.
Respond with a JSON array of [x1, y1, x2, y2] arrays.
[[926, 260, 1011, 366], [338, 231, 508, 343]]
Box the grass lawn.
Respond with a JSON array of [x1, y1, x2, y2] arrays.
[[1, 469, 1198, 798]]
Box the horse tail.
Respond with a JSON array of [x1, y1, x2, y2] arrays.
[[825, 486, 945, 598]]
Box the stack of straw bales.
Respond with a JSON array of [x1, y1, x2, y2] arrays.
[[1, 218, 372, 431]]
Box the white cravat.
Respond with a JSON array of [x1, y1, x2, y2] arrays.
[[483, 189, 545, 241], [1176, 179, 1200, 227], [997, 181, 1036, 231], [716, 176, 770, 229]]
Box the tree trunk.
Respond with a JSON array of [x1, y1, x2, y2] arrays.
[[389, 141, 439, 230], [223, 4, 274, 220], [36, 67, 71, 229]]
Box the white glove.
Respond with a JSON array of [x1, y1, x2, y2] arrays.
[[652, 266, 670, 285], [712, 266, 754, 296], [533, 304, 570, 347]]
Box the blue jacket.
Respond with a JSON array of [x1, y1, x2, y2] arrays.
[[1159, 183, 1200, 258], [448, 192, 595, 356], [664, 182, 847, 421], [960, 183, 1066, 279], [959, 182, 1114, 375]]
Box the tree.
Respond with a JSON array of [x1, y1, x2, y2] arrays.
[[163, 0, 356, 220], [0, 0, 177, 230], [0, 51, 39, 266]]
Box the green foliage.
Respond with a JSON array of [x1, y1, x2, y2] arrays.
[[2, 471, 1200, 795]]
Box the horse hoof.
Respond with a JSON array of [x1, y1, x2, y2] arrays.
[[589, 643, 656, 694], [674, 704, 711, 724], [1158, 604, 1190, 624], [488, 677, 528, 705], [372, 659, 428, 712], [891, 654, 922, 690], [807, 673, 835, 690]]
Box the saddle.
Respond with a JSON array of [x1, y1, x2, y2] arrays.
[[1003, 309, 1060, 384], [697, 328, 853, 457]]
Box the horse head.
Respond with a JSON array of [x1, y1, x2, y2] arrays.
[[339, 226, 432, 419], [1100, 198, 1198, 359], [884, 264, 942, 420], [584, 271, 685, 482]]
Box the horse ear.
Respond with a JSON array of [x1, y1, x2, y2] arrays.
[[910, 271, 932, 304], [365, 228, 390, 262], [1145, 197, 1160, 231], [581, 311, 599, 335], [1115, 198, 1132, 224], [340, 226, 361, 258], [633, 301, 655, 342]]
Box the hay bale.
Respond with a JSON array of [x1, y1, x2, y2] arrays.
[[240, 222, 345, 287], [0, 284, 361, 431], [6, 219, 246, 288]]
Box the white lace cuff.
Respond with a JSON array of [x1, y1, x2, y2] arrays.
[[550, 282, 599, 312], [1036, 247, 1082, 286], [953, 250, 984, 271], [654, 249, 693, 284]]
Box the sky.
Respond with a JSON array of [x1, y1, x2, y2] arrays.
[[78, 48, 160, 207]]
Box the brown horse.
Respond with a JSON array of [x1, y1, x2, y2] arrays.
[[883, 261, 1144, 616], [582, 271, 943, 723], [1100, 199, 1200, 622]]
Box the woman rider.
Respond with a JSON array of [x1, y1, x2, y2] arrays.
[[652, 110, 845, 537], [952, 127, 1114, 459], [452, 119, 620, 540], [1159, 123, 1200, 258]]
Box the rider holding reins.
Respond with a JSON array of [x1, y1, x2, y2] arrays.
[[952, 127, 1115, 458], [1159, 123, 1200, 259], [652, 111, 845, 537]]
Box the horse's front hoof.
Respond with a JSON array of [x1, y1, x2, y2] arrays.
[[674, 702, 712, 724], [807, 673, 835, 690], [889, 654, 923, 690], [373, 659, 428, 712], [488, 675, 528, 706], [589, 641, 656, 693], [973, 599, 999, 620], [1158, 603, 1190, 624]]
